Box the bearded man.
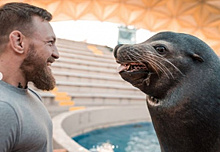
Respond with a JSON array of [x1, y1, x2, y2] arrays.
[[0, 2, 59, 152]]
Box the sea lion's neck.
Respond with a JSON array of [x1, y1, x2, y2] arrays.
[[148, 97, 220, 152], [147, 70, 220, 152]]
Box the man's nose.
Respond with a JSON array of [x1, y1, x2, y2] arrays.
[[52, 45, 59, 59]]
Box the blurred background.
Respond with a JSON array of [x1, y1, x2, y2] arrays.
[[1, 0, 220, 55], [1, 0, 219, 152]]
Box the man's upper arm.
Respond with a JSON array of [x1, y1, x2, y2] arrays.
[[0, 101, 19, 152]]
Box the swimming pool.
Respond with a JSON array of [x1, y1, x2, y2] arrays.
[[73, 122, 160, 152]]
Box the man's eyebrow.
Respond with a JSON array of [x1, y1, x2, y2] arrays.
[[47, 36, 56, 42], [51, 36, 56, 41]]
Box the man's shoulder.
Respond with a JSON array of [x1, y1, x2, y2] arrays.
[[28, 88, 42, 101], [0, 101, 17, 117]]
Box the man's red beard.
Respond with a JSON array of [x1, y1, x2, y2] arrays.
[[20, 44, 56, 91]]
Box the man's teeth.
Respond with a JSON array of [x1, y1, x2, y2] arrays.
[[47, 62, 52, 66]]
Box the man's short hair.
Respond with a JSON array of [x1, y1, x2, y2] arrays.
[[0, 2, 52, 42]]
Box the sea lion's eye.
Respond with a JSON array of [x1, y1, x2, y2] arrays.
[[154, 45, 167, 55]]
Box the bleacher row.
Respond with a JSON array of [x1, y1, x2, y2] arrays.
[[31, 39, 146, 117]]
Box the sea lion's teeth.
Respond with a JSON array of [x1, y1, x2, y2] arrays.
[[126, 64, 130, 70], [117, 63, 148, 72], [117, 64, 126, 72], [117, 64, 130, 72]]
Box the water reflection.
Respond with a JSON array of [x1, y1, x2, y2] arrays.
[[73, 122, 160, 152]]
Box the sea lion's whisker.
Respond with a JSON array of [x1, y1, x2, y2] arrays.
[[124, 50, 179, 79], [144, 53, 175, 78], [146, 57, 173, 79], [144, 58, 161, 77], [128, 51, 170, 78], [144, 51, 184, 77], [153, 53, 184, 76], [143, 55, 172, 79], [130, 51, 172, 79]]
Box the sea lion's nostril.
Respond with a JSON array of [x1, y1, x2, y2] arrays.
[[113, 44, 123, 58]]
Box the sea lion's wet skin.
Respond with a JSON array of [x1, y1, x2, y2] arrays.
[[114, 31, 220, 152]]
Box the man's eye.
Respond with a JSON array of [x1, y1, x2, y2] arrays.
[[48, 41, 53, 45]]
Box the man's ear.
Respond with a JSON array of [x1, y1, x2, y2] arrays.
[[9, 30, 25, 54]]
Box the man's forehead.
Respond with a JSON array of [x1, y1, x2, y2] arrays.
[[31, 16, 56, 39]]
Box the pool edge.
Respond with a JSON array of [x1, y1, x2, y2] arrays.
[[52, 106, 151, 152]]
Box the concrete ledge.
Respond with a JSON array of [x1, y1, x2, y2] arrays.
[[70, 93, 146, 106], [53, 106, 151, 152]]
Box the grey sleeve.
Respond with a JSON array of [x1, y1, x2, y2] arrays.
[[0, 102, 19, 152]]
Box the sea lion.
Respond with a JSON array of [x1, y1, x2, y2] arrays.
[[113, 31, 220, 152]]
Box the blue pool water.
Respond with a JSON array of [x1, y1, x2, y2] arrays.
[[73, 122, 160, 152]]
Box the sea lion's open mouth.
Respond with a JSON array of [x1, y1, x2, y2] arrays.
[[117, 62, 149, 73]]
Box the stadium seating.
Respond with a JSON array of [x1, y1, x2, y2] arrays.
[[32, 39, 145, 116]]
